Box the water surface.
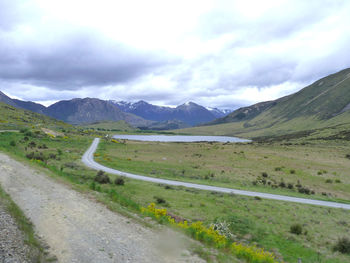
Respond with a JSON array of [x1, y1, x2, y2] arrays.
[[112, 134, 250, 143]]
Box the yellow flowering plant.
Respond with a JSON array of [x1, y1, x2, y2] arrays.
[[141, 203, 280, 263]]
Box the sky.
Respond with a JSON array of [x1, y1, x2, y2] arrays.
[[0, 0, 350, 109]]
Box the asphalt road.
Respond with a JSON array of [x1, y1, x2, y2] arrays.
[[82, 138, 350, 210]]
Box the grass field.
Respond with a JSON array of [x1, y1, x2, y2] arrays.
[[0, 125, 350, 262], [95, 139, 350, 202]]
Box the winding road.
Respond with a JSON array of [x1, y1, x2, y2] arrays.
[[82, 138, 350, 210]]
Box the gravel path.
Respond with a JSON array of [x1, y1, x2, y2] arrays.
[[0, 204, 31, 263], [83, 138, 350, 210], [0, 152, 203, 263]]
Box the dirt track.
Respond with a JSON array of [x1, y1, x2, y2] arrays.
[[0, 152, 203, 263]]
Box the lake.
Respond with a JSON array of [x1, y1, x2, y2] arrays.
[[112, 134, 250, 143]]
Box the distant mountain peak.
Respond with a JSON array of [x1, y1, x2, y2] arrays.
[[110, 100, 231, 126]]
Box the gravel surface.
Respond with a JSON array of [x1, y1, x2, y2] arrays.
[[0, 204, 30, 263], [83, 138, 350, 210], [0, 152, 204, 263]]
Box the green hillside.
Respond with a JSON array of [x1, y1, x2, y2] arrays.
[[0, 102, 70, 131], [177, 68, 350, 138]]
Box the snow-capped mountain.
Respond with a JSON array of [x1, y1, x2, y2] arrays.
[[110, 100, 232, 126]]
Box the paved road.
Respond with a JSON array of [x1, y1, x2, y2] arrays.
[[82, 138, 350, 210]]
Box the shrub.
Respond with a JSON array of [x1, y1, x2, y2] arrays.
[[298, 187, 311, 195], [290, 169, 296, 174], [333, 237, 350, 254], [57, 149, 62, 155], [28, 141, 36, 148], [64, 162, 78, 169], [25, 152, 46, 162], [279, 181, 286, 188], [49, 153, 57, 159], [274, 167, 282, 171], [154, 196, 166, 204], [287, 183, 294, 189], [346, 154, 350, 159], [325, 179, 333, 184], [296, 180, 302, 188], [262, 172, 268, 178], [290, 224, 303, 235], [24, 130, 33, 137], [114, 177, 125, 186], [10, 140, 16, 147], [94, 170, 110, 184]]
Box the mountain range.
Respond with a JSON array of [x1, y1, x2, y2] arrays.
[[0, 91, 231, 127], [111, 100, 231, 126]]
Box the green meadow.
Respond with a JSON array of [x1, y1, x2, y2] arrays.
[[0, 128, 349, 262]]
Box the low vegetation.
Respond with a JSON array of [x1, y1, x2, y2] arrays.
[[95, 138, 350, 202]]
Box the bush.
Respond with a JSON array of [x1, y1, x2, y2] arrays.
[[28, 141, 36, 148], [10, 140, 16, 147], [296, 180, 302, 188], [287, 183, 294, 189], [333, 237, 350, 254], [325, 179, 333, 184], [48, 153, 57, 159], [154, 196, 166, 204], [64, 162, 78, 169], [298, 187, 311, 195], [25, 152, 46, 162], [114, 177, 125, 185], [274, 167, 282, 171], [290, 169, 296, 174], [94, 170, 110, 184], [24, 130, 33, 137], [279, 181, 286, 188], [262, 172, 268, 178], [290, 224, 303, 235]]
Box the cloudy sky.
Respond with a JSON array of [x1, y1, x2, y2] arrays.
[[1, 0, 350, 109]]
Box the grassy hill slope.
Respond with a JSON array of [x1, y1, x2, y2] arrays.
[[0, 102, 70, 131], [177, 68, 350, 138]]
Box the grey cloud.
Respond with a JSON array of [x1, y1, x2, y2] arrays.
[[1, 0, 350, 110], [0, 32, 169, 89]]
